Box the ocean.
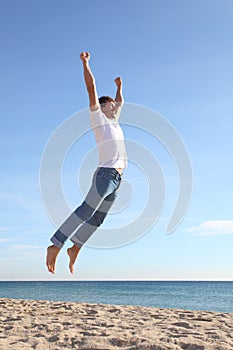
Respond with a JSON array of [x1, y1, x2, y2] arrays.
[[0, 281, 233, 313]]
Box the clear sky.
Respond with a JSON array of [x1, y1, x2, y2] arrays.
[[1, 0, 233, 281]]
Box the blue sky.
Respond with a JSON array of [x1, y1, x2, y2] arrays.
[[0, 0, 233, 280]]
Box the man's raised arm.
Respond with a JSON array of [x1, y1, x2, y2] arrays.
[[80, 52, 99, 111], [114, 77, 124, 118], [114, 77, 124, 104]]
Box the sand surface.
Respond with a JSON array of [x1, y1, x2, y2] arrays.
[[0, 298, 233, 349]]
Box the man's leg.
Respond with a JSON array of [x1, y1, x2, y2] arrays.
[[46, 169, 106, 273], [46, 168, 121, 273], [68, 192, 117, 273], [46, 202, 99, 273]]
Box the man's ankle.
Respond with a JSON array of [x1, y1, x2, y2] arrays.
[[72, 244, 80, 252], [49, 245, 60, 251]]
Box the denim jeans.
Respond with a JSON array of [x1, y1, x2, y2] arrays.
[[50, 167, 122, 249]]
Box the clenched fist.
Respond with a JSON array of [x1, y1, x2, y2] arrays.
[[114, 77, 122, 88], [79, 51, 90, 63]]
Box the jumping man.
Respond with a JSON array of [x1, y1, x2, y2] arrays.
[[46, 51, 127, 274]]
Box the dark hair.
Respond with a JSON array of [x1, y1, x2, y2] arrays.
[[98, 96, 115, 106]]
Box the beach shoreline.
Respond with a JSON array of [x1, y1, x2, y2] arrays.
[[0, 298, 233, 349]]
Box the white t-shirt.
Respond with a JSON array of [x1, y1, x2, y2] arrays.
[[90, 106, 127, 169]]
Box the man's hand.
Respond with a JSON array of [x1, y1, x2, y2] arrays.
[[114, 77, 122, 88], [79, 51, 90, 64]]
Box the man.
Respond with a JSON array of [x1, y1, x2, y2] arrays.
[[46, 51, 127, 274]]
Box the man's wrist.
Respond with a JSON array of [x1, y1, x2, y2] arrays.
[[82, 60, 89, 67]]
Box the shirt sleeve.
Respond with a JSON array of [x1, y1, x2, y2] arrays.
[[90, 107, 105, 128]]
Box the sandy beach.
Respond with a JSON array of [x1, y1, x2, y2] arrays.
[[0, 298, 233, 349]]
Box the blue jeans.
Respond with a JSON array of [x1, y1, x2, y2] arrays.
[[50, 167, 122, 249]]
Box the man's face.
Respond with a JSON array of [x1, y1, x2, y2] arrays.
[[101, 101, 117, 119]]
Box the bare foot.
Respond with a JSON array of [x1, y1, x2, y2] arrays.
[[46, 245, 60, 274], [67, 245, 80, 274]]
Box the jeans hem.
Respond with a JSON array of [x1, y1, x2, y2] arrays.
[[70, 237, 83, 249], [51, 236, 64, 249]]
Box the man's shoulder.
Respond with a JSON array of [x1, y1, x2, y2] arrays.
[[90, 106, 105, 119], [90, 106, 106, 128], [90, 105, 100, 113], [90, 103, 100, 112]]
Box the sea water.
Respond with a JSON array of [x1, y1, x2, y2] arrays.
[[0, 281, 233, 313]]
